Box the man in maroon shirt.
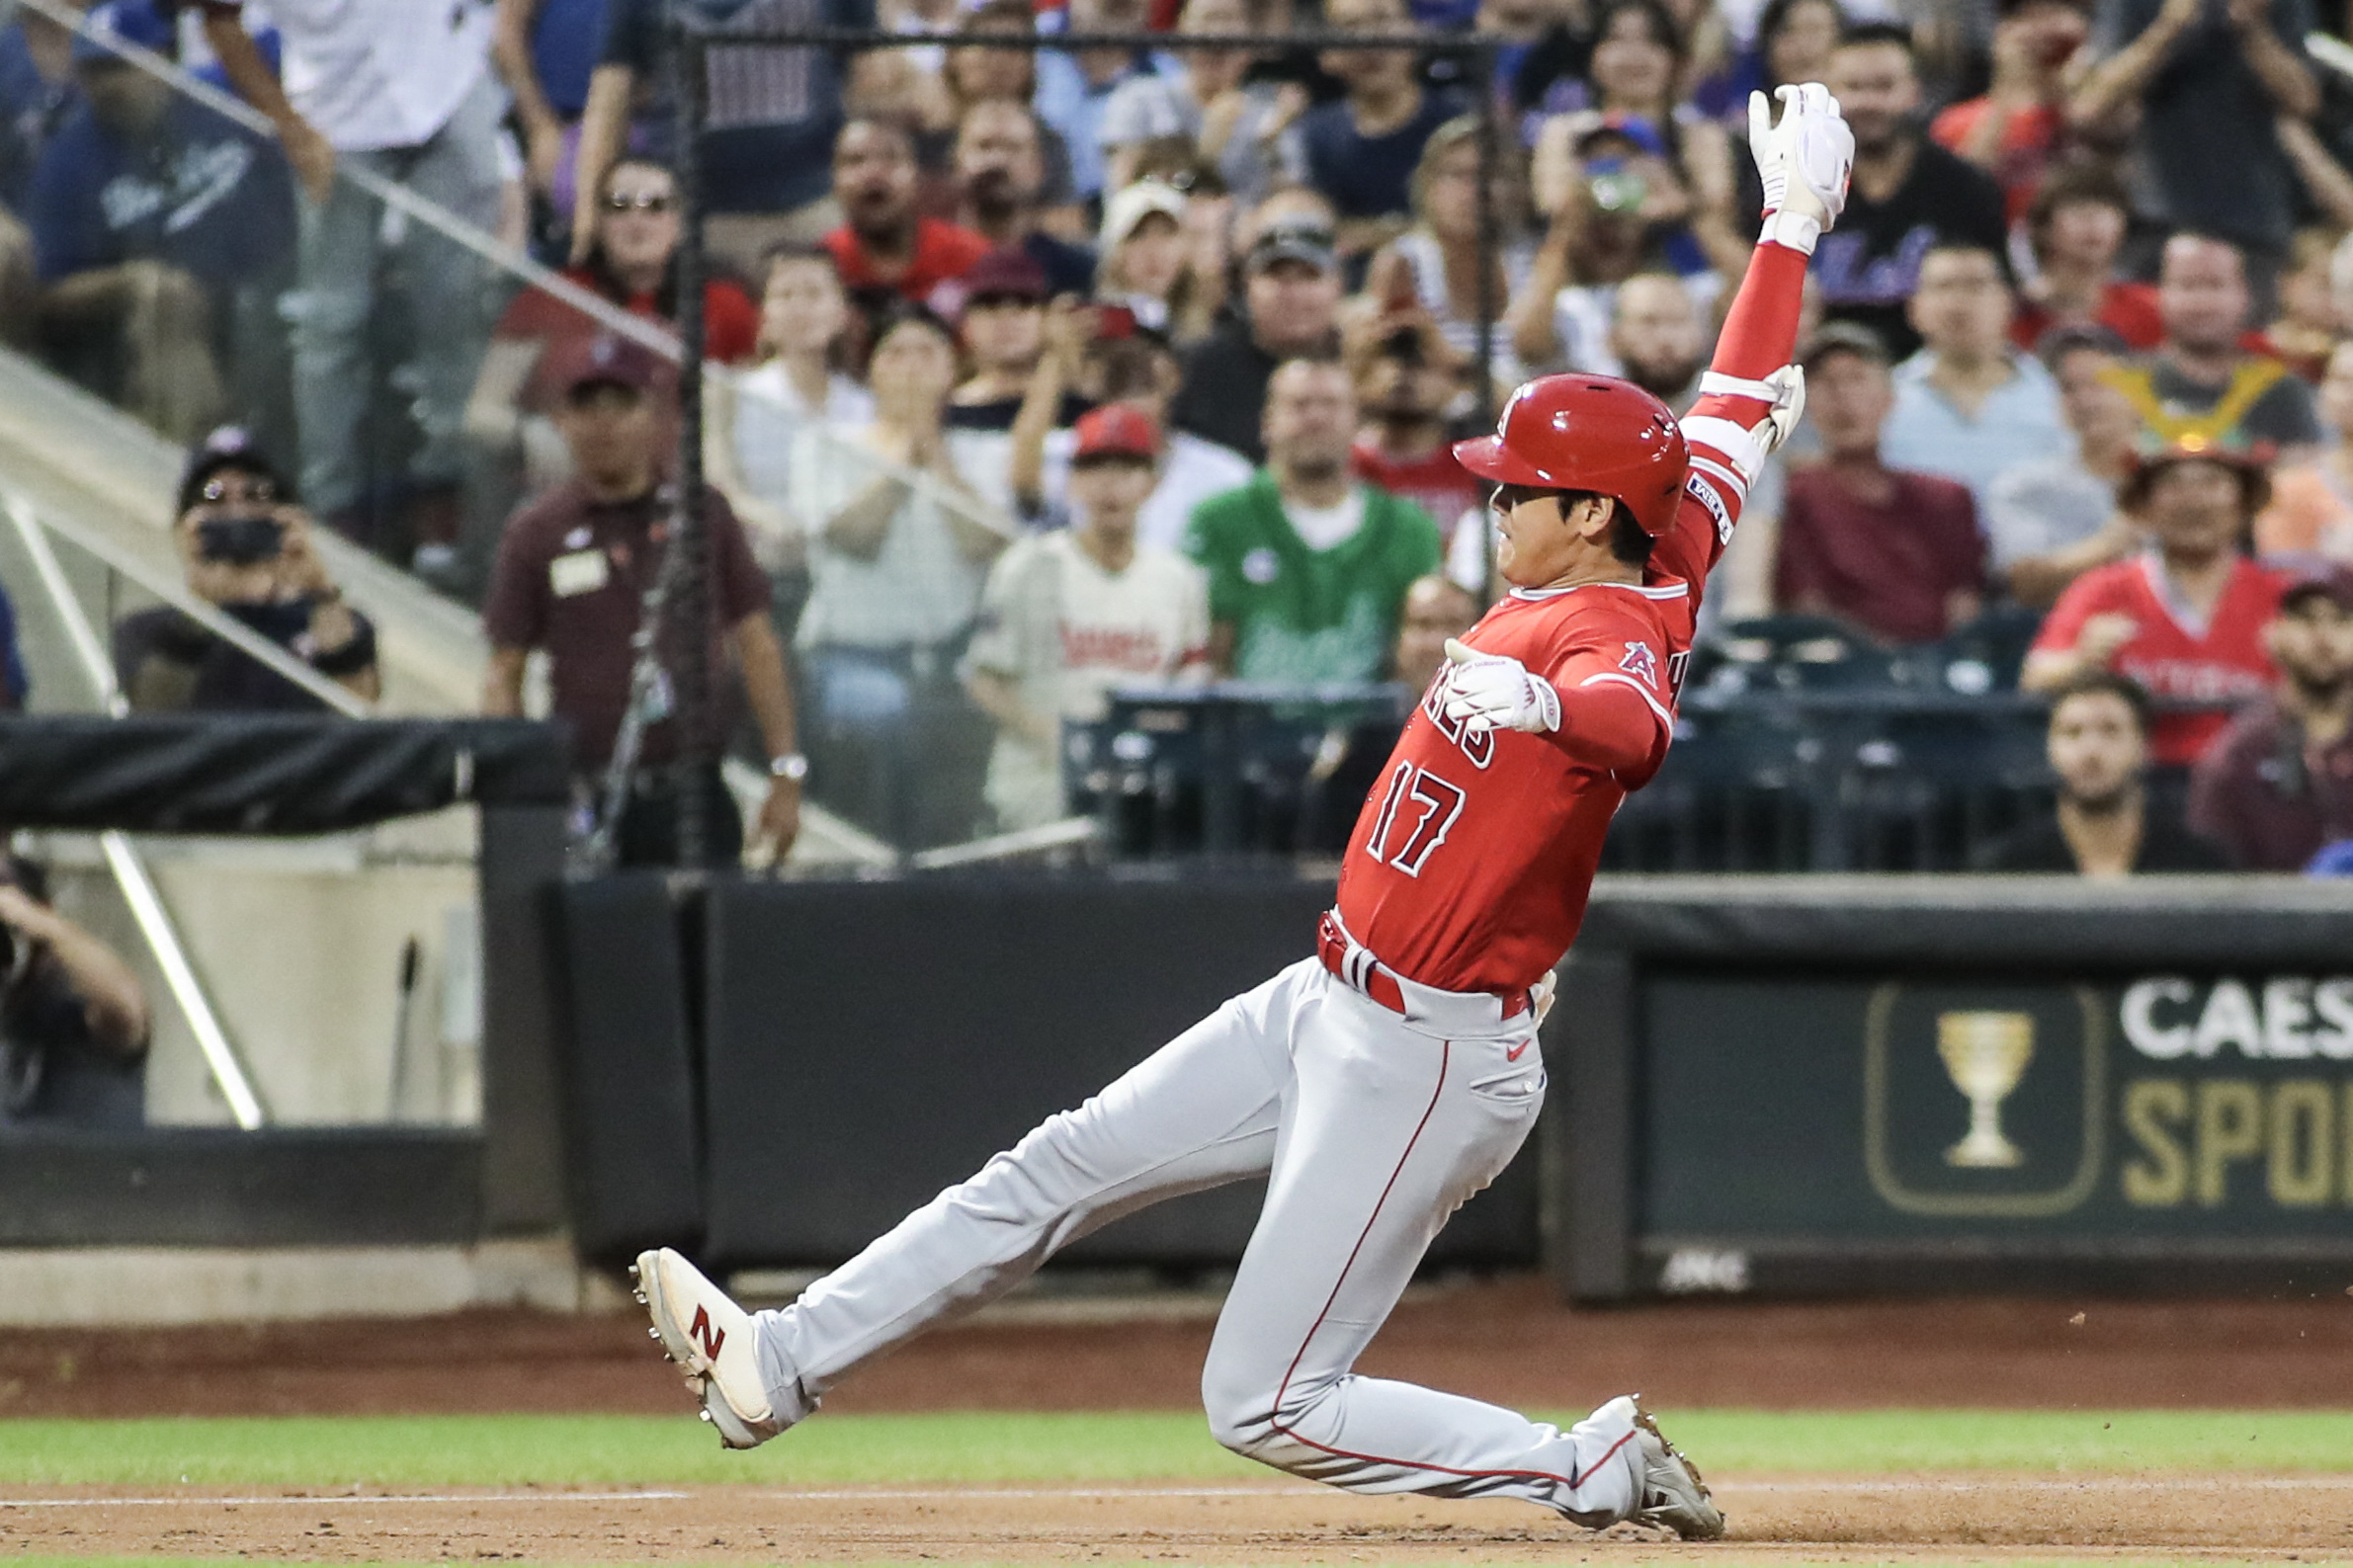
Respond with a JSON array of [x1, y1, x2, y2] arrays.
[[479, 335, 803, 868], [822, 119, 991, 317], [2189, 563, 2353, 869], [1774, 322, 1986, 644]]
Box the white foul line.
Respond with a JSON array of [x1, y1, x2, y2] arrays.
[[4, 1476, 2352, 1510]]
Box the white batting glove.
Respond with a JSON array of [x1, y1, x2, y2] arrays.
[[1442, 637, 1560, 734], [1748, 83, 1853, 254], [1530, 970, 1557, 1027]]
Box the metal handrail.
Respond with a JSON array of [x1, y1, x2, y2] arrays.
[[6, 495, 373, 717], [16, 0, 1018, 544], [5, 496, 269, 1128]]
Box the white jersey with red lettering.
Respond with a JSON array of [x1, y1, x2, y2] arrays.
[[713, 241, 1807, 1539]]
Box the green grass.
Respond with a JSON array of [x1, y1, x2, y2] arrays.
[[0, 1409, 2350, 1490]]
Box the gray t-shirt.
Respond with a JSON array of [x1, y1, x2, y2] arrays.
[[2092, 0, 2313, 251], [2143, 355, 2324, 449], [1981, 453, 2117, 571]]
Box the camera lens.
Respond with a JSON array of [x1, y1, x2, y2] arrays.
[[197, 515, 285, 565]]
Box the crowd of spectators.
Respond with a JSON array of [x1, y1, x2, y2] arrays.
[[12, 0, 2353, 871]]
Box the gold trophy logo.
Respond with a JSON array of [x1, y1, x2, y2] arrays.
[[1936, 1011, 2035, 1168]]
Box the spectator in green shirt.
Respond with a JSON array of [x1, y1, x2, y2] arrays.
[[1185, 358, 1443, 681]]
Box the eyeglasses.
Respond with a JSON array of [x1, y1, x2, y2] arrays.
[[201, 474, 278, 505], [604, 191, 675, 213]]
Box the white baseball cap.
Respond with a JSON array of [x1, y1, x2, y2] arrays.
[[1100, 180, 1188, 249]]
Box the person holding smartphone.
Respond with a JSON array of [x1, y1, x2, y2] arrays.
[[112, 427, 380, 713]]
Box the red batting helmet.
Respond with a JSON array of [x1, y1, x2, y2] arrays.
[[1453, 373, 1689, 537]]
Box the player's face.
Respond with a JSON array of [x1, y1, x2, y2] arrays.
[[2047, 691, 2145, 810], [1491, 488, 1609, 588]]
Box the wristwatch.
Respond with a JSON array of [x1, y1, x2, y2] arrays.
[[769, 752, 810, 782]]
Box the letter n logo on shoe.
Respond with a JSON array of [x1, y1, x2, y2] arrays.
[[690, 1304, 725, 1361]]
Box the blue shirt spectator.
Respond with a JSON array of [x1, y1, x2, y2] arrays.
[[1297, 87, 1464, 225], [598, 0, 876, 215], [1878, 244, 2070, 510], [531, 0, 610, 120], [27, 78, 294, 291], [1295, 0, 1463, 228], [0, 8, 79, 209]]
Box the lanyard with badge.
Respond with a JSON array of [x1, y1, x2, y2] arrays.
[[570, 510, 686, 875]]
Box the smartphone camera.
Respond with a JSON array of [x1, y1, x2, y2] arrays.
[[196, 515, 284, 565], [1585, 158, 1648, 216]]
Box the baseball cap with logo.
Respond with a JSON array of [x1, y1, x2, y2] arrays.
[[1070, 403, 1159, 464], [178, 425, 291, 515], [1247, 220, 1337, 277], [551, 332, 665, 401]]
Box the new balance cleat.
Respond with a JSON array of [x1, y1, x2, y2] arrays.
[[633, 1248, 781, 1449], [1628, 1399, 1724, 1539]]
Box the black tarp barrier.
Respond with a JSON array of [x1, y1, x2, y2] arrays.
[[0, 715, 567, 834], [544, 874, 1544, 1273], [0, 716, 570, 1248]]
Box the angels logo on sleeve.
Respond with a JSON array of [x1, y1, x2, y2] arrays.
[[1620, 640, 1661, 687]]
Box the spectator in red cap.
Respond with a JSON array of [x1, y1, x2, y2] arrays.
[[481, 333, 803, 868], [964, 403, 1210, 829], [2024, 436, 2284, 769], [2189, 564, 2353, 868], [822, 119, 991, 314]]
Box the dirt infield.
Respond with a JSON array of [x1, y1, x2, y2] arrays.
[[7, 1275, 2353, 1418], [0, 1476, 2345, 1562]]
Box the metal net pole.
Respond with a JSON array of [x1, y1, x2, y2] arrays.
[[1472, 39, 1500, 425], [669, 8, 714, 870]]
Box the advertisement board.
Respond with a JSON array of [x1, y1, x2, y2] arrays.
[[1552, 878, 2353, 1298]]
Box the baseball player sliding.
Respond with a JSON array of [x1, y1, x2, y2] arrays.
[[632, 84, 1853, 1540]]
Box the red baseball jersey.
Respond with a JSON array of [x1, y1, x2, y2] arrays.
[[2030, 553, 2282, 766], [1331, 242, 1806, 996]]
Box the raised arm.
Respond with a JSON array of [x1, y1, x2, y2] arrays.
[[1652, 84, 1852, 593]]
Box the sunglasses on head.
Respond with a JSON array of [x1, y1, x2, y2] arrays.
[[604, 191, 674, 213]]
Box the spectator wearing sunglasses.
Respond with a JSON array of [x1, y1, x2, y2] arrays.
[[469, 156, 760, 500], [114, 427, 379, 713]]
